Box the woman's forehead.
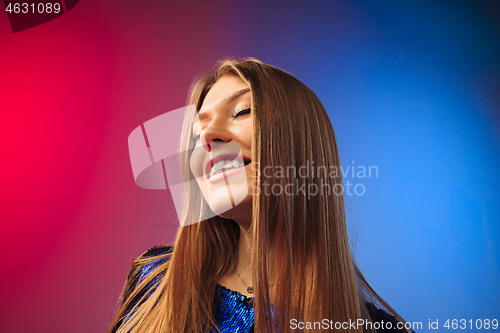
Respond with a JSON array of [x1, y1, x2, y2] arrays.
[[202, 75, 249, 101], [198, 77, 251, 120]]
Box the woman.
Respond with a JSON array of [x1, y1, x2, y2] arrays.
[[108, 58, 413, 332]]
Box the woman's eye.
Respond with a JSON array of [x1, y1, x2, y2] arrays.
[[232, 108, 251, 118]]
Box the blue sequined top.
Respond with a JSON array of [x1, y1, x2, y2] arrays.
[[112, 246, 411, 333]]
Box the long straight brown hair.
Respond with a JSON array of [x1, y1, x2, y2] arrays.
[[108, 58, 409, 332]]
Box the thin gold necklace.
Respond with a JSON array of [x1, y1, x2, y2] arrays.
[[236, 272, 254, 294], [236, 272, 275, 294]]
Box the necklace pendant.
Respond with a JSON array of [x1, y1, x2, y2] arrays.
[[247, 286, 254, 294]]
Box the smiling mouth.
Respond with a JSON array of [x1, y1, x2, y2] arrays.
[[208, 158, 251, 179]]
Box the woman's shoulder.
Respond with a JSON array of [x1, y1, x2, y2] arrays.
[[136, 245, 173, 278], [366, 302, 415, 333], [110, 245, 174, 333], [121, 245, 174, 302], [139, 244, 174, 258], [132, 245, 173, 284]]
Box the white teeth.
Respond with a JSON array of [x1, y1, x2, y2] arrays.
[[209, 159, 245, 178]]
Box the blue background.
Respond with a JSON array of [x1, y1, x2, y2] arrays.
[[240, 0, 500, 330]]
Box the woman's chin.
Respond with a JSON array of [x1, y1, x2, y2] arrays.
[[207, 193, 253, 223], [207, 197, 234, 217]]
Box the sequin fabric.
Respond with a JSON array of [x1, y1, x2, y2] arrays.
[[114, 246, 413, 333], [114, 246, 256, 332], [138, 248, 256, 332], [213, 284, 255, 333]]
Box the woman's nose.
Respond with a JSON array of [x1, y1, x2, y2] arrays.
[[200, 123, 232, 153]]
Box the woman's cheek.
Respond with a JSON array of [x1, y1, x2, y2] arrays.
[[189, 145, 206, 179]]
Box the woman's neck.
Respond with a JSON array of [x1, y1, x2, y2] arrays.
[[218, 222, 276, 300], [235, 225, 253, 279], [217, 224, 254, 297]]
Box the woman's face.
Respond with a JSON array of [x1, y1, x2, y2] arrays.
[[189, 75, 254, 227]]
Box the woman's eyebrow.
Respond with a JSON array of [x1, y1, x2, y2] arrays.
[[197, 88, 251, 121], [225, 88, 250, 103]]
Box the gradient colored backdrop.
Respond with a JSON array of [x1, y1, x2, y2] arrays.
[[0, 1, 498, 332]]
